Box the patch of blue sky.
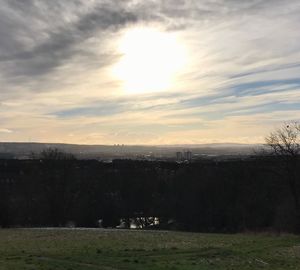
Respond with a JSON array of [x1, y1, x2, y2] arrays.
[[176, 78, 300, 113], [227, 78, 300, 97], [52, 77, 300, 121], [230, 62, 300, 79], [53, 103, 125, 118], [180, 93, 234, 108], [224, 102, 300, 117]]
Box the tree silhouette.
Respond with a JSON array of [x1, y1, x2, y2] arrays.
[[265, 122, 300, 232], [40, 148, 76, 160]]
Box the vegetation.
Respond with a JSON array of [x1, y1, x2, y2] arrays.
[[265, 122, 300, 232], [0, 123, 299, 231], [0, 123, 299, 268], [0, 229, 299, 270], [0, 154, 299, 232]]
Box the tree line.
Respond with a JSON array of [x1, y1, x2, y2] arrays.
[[0, 155, 299, 233], [0, 123, 299, 233]]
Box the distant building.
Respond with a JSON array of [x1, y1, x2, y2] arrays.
[[176, 152, 183, 161], [184, 151, 192, 161], [176, 151, 192, 161]]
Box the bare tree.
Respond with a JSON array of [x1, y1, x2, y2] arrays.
[[265, 122, 300, 231], [266, 122, 300, 158]]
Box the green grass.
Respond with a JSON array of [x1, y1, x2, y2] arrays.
[[0, 229, 299, 270]]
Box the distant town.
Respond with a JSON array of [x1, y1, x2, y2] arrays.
[[0, 142, 261, 161]]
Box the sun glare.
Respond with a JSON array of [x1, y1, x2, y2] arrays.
[[112, 27, 187, 94]]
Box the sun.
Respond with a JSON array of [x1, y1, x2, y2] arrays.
[[112, 27, 187, 94]]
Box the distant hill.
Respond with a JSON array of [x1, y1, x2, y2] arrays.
[[0, 142, 263, 160]]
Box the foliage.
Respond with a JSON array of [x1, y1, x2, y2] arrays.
[[0, 157, 299, 232], [39, 148, 76, 160]]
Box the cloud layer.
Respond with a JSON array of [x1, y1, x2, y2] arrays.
[[0, 0, 300, 144]]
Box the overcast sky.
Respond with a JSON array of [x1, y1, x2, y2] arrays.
[[0, 0, 300, 145]]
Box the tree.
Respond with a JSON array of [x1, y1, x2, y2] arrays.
[[39, 148, 77, 226], [266, 122, 300, 157], [40, 148, 76, 160], [265, 122, 300, 232]]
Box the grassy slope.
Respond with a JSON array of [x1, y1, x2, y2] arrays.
[[0, 229, 299, 270]]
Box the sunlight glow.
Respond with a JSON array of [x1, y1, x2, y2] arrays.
[[113, 27, 187, 94]]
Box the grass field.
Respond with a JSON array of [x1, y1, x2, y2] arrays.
[[0, 229, 299, 270]]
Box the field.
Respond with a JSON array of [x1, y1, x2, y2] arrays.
[[0, 229, 299, 270]]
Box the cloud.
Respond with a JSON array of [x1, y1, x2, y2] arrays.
[[1, 0, 299, 84], [0, 0, 138, 82], [0, 128, 13, 133], [0, 0, 300, 144]]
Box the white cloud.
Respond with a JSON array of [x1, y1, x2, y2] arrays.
[[0, 128, 13, 133], [0, 0, 299, 144]]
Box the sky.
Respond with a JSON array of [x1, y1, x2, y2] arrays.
[[0, 0, 300, 145]]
